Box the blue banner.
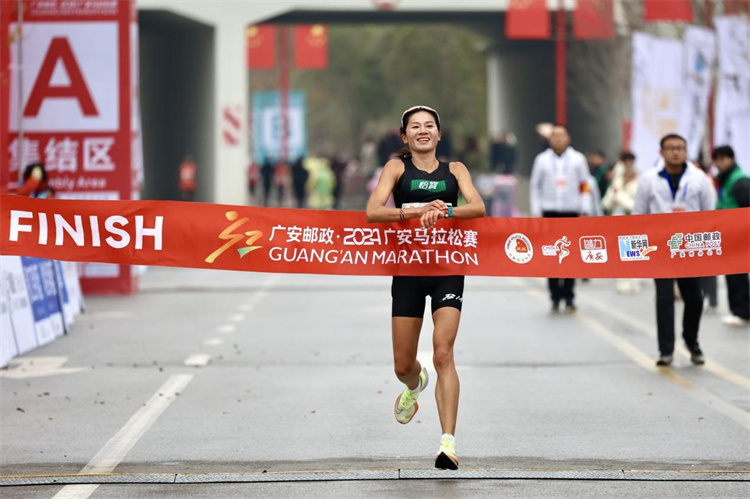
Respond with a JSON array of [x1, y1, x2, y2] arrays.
[[252, 91, 307, 164]]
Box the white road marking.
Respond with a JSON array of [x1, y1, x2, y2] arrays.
[[53, 276, 282, 498], [248, 276, 279, 304], [248, 293, 266, 305], [577, 312, 750, 432], [580, 294, 750, 391], [52, 485, 100, 499], [184, 354, 211, 367], [203, 338, 224, 347], [517, 280, 750, 432], [0, 357, 88, 379], [52, 374, 193, 499]]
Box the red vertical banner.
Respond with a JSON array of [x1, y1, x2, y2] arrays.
[[555, 1, 567, 125], [293, 24, 328, 69], [644, 0, 694, 22], [246, 24, 276, 69], [622, 120, 632, 151], [506, 0, 551, 40], [3, 0, 136, 293], [574, 0, 615, 39], [280, 26, 290, 161]]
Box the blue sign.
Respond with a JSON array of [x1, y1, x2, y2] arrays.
[[21, 257, 50, 323], [252, 91, 307, 164]]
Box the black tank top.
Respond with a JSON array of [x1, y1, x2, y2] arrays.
[[393, 158, 459, 208]]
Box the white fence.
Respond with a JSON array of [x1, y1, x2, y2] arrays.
[[1, 256, 84, 368]]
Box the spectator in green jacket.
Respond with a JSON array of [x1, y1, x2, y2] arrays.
[[712, 145, 749, 327]]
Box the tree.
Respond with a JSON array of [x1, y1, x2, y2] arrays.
[[250, 24, 490, 161]]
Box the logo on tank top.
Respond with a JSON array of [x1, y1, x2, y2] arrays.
[[410, 179, 446, 192], [505, 233, 533, 264]]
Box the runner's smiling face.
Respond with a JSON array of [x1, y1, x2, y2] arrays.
[[402, 111, 441, 154]]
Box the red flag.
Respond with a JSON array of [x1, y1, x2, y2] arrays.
[[574, 0, 615, 39], [644, 0, 694, 22], [246, 24, 276, 69], [506, 0, 551, 40], [294, 24, 328, 70]]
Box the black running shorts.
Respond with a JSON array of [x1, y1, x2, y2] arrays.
[[391, 275, 465, 318]]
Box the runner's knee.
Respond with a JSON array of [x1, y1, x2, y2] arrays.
[[433, 346, 454, 372], [394, 357, 418, 379]]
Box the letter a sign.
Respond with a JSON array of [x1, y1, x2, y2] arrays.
[[24, 37, 99, 117], [1, 0, 139, 294], [9, 22, 119, 131]]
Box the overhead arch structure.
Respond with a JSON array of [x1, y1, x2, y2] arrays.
[[138, 0, 623, 204]]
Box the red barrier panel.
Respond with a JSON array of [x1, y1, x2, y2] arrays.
[[1, 195, 748, 278]]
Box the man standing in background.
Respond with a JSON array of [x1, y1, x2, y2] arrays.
[[587, 150, 612, 201], [712, 145, 750, 327], [530, 125, 592, 314], [633, 134, 715, 367]]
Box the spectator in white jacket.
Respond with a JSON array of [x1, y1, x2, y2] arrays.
[[603, 152, 641, 294], [530, 124, 593, 314], [632, 134, 714, 368], [603, 152, 639, 216]]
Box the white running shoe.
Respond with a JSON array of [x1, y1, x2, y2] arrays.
[[394, 367, 429, 424], [722, 315, 749, 327], [435, 435, 459, 470]]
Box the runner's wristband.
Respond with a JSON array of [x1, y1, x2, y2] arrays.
[[445, 205, 453, 219]]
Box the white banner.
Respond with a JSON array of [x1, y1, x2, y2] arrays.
[[0, 256, 38, 357], [61, 261, 84, 325], [679, 27, 716, 160], [9, 22, 119, 132], [0, 292, 17, 368], [631, 33, 685, 172], [714, 16, 750, 175]]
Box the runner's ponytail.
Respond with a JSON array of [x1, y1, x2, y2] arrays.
[[394, 147, 412, 161]]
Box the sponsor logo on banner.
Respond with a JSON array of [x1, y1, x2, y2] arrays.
[[579, 236, 608, 263], [505, 233, 533, 264], [667, 231, 722, 258], [541, 236, 571, 264], [618, 235, 658, 261], [205, 211, 264, 264]]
